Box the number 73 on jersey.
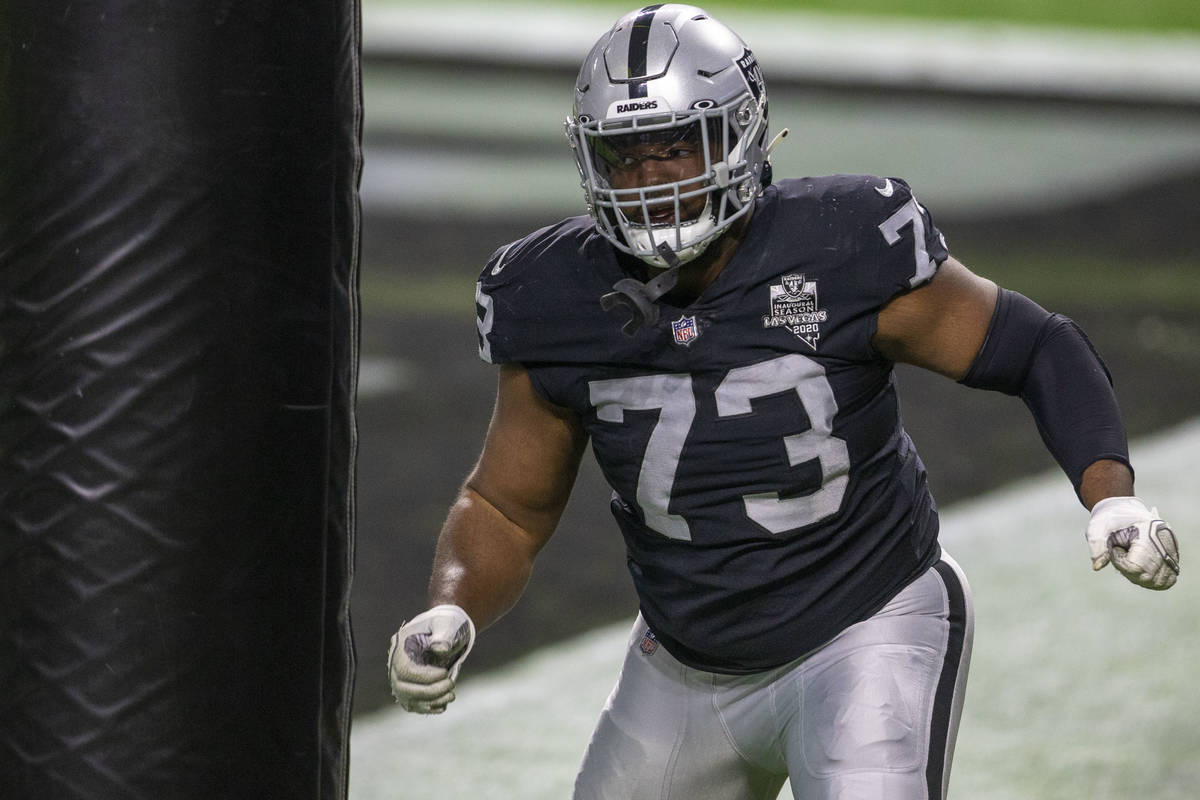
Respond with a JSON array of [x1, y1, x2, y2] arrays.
[[589, 353, 850, 542]]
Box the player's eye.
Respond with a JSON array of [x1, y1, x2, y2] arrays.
[[594, 140, 638, 170]]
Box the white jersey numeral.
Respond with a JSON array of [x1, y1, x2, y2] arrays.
[[714, 354, 850, 533], [589, 373, 696, 541], [588, 354, 849, 541], [878, 196, 937, 287], [475, 282, 495, 363]]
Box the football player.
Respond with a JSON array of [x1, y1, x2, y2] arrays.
[[388, 5, 1181, 799]]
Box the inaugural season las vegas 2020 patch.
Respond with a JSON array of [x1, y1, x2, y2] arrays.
[[762, 274, 827, 350]]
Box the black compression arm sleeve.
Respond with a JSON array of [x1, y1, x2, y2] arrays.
[[960, 289, 1131, 502]]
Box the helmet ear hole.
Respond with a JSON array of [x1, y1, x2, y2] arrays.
[[735, 101, 754, 128]]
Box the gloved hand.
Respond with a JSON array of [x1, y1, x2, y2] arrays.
[[1086, 496, 1180, 590], [387, 604, 476, 713]]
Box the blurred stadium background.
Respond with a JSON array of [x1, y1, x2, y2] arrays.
[[350, 1, 1199, 796]]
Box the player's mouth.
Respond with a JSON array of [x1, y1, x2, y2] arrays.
[[632, 195, 703, 226], [646, 207, 676, 225]]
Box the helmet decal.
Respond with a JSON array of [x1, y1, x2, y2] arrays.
[[735, 48, 765, 101], [626, 5, 663, 97]]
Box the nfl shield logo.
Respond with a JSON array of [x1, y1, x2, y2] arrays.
[[671, 314, 699, 346], [639, 630, 659, 656]]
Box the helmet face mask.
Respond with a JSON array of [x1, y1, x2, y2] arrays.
[[566, 4, 769, 269]]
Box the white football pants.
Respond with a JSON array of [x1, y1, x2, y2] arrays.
[[573, 553, 973, 800]]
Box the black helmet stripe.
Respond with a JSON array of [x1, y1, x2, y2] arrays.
[[627, 4, 663, 98]]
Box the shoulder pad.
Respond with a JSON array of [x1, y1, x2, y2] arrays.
[[475, 216, 622, 365]]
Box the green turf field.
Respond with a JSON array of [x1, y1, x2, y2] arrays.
[[363, 0, 1200, 33], [677, 0, 1200, 33]]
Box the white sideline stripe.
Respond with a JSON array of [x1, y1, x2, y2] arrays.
[[350, 416, 1200, 799], [362, 4, 1200, 105]]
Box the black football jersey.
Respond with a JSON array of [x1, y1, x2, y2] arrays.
[[475, 175, 951, 673]]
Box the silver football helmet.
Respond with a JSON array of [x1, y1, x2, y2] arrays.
[[566, 4, 771, 269]]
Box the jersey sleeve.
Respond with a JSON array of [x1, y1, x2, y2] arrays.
[[475, 239, 521, 366], [849, 177, 950, 362], [473, 215, 619, 370], [473, 221, 575, 366], [863, 176, 949, 302]]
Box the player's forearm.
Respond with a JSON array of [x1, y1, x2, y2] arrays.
[[959, 289, 1130, 504], [1078, 458, 1135, 511], [427, 485, 544, 632]]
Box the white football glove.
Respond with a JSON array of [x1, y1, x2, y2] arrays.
[[387, 604, 476, 713], [1085, 496, 1180, 590]]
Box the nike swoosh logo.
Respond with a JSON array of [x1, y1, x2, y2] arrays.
[[874, 178, 894, 197], [490, 241, 519, 275]]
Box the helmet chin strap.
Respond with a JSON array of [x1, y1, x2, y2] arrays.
[[600, 241, 683, 335]]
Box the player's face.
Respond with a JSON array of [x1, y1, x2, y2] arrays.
[[593, 125, 712, 226]]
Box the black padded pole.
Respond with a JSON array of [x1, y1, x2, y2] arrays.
[[0, 2, 360, 797]]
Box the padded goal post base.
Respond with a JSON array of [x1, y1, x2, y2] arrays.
[[0, 2, 361, 797]]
